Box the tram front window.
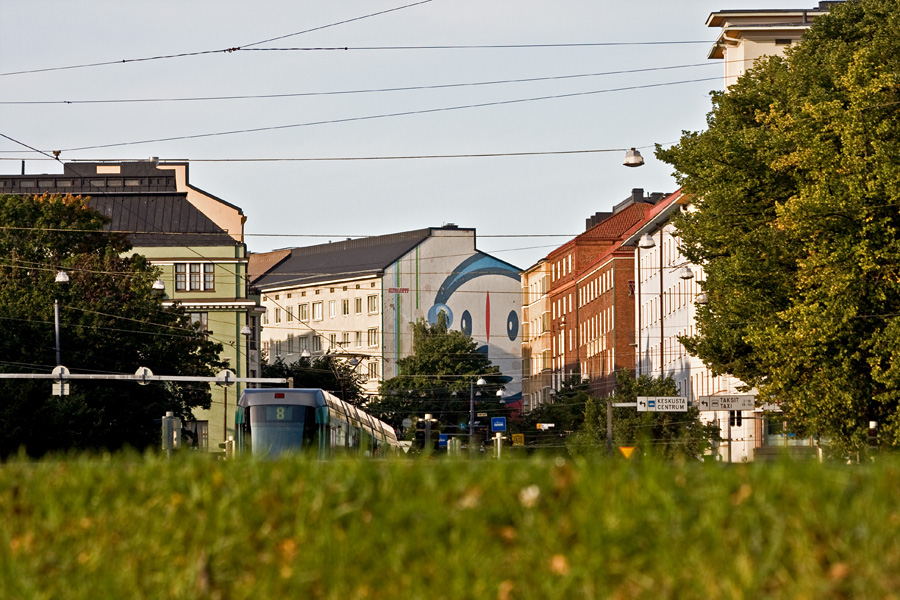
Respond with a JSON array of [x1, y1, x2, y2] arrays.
[[249, 404, 313, 457]]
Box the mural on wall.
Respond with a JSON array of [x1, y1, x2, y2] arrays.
[[426, 253, 522, 403]]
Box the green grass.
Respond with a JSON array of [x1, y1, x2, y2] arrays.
[[2, 452, 899, 599]]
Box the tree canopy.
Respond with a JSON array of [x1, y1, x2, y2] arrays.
[[368, 316, 510, 434], [0, 194, 225, 456], [261, 354, 365, 405], [657, 0, 900, 455], [567, 370, 719, 460]]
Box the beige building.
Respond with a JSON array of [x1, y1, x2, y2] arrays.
[[707, 1, 836, 87], [520, 259, 551, 412]]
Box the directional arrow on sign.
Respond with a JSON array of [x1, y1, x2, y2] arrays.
[[699, 397, 710, 410]]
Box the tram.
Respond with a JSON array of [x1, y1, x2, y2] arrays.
[[235, 388, 399, 458]]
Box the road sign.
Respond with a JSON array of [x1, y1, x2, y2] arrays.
[[477, 412, 488, 417], [51, 365, 70, 396], [537, 423, 555, 430], [438, 434, 448, 448], [511, 433, 524, 446], [697, 395, 755, 411], [216, 369, 237, 386], [491, 417, 507, 432], [636, 396, 688, 412], [402, 418, 413, 429], [619, 446, 636, 459]]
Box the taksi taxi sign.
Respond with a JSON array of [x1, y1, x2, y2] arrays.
[[636, 396, 688, 412], [697, 395, 755, 411]]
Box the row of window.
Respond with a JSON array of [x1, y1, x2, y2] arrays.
[[176, 263, 215, 292], [267, 328, 380, 355], [271, 295, 378, 324], [551, 254, 573, 282]]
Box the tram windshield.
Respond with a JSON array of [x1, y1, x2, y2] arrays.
[[247, 404, 314, 457]]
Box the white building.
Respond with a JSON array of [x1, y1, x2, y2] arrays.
[[623, 192, 756, 462], [250, 226, 522, 404]]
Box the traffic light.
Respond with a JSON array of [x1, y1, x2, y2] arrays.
[[729, 411, 736, 428], [735, 411, 742, 427], [868, 421, 878, 450]]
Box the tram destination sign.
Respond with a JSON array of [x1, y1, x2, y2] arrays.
[[698, 395, 755, 411], [636, 396, 688, 412]]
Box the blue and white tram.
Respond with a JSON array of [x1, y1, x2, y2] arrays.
[[235, 388, 399, 458]]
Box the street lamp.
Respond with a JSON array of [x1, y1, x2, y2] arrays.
[[54, 270, 69, 365], [470, 377, 486, 452], [152, 278, 165, 292], [624, 148, 645, 167]]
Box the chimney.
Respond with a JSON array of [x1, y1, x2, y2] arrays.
[[631, 188, 645, 204]]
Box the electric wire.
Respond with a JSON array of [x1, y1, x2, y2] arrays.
[[0, 62, 719, 105], [34, 77, 720, 153], [0, 0, 438, 77]]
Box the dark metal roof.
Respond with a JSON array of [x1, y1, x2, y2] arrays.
[[251, 229, 436, 289], [0, 168, 238, 248], [89, 194, 238, 247]]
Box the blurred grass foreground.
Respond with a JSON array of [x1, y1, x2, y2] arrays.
[[2, 453, 899, 599]]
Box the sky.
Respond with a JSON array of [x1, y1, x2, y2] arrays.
[[0, 0, 803, 270]]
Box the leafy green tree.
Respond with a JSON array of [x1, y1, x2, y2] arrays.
[[515, 375, 590, 450], [568, 370, 719, 460], [0, 194, 225, 456], [658, 0, 900, 455], [368, 315, 509, 432], [261, 354, 365, 404]]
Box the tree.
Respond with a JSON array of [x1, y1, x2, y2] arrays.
[[261, 354, 365, 404], [657, 0, 900, 456], [368, 315, 509, 434], [514, 375, 590, 450], [568, 370, 720, 460], [0, 194, 225, 456]]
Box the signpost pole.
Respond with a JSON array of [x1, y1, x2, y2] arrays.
[[606, 399, 613, 457]]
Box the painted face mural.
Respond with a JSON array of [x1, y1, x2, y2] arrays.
[[427, 254, 522, 403]]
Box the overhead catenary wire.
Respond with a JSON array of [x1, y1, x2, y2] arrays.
[[0, 62, 720, 105], [22, 77, 720, 154], [0, 0, 439, 78]]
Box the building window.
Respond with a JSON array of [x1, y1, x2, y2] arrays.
[[342, 299, 350, 316], [297, 335, 309, 352], [274, 308, 281, 324], [312, 302, 323, 321], [355, 298, 363, 314], [367, 295, 378, 314], [188, 312, 208, 332], [184, 421, 209, 448], [275, 340, 283, 357], [342, 332, 350, 347], [355, 331, 362, 348], [367, 328, 379, 347], [299, 303, 309, 321], [287, 334, 295, 354], [329, 334, 337, 350], [286, 306, 294, 322], [312, 336, 322, 352], [175, 263, 214, 291], [367, 362, 379, 380], [329, 300, 336, 318]]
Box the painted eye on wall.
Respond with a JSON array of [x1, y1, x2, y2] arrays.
[[460, 310, 472, 336], [507, 310, 519, 341], [427, 303, 453, 328]]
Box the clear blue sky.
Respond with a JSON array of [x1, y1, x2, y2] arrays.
[[0, 0, 800, 269]]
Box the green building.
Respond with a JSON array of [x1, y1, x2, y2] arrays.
[[0, 160, 262, 449]]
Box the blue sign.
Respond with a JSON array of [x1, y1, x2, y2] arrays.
[[438, 434, 448, 448], [491, 417, 507, 432]]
